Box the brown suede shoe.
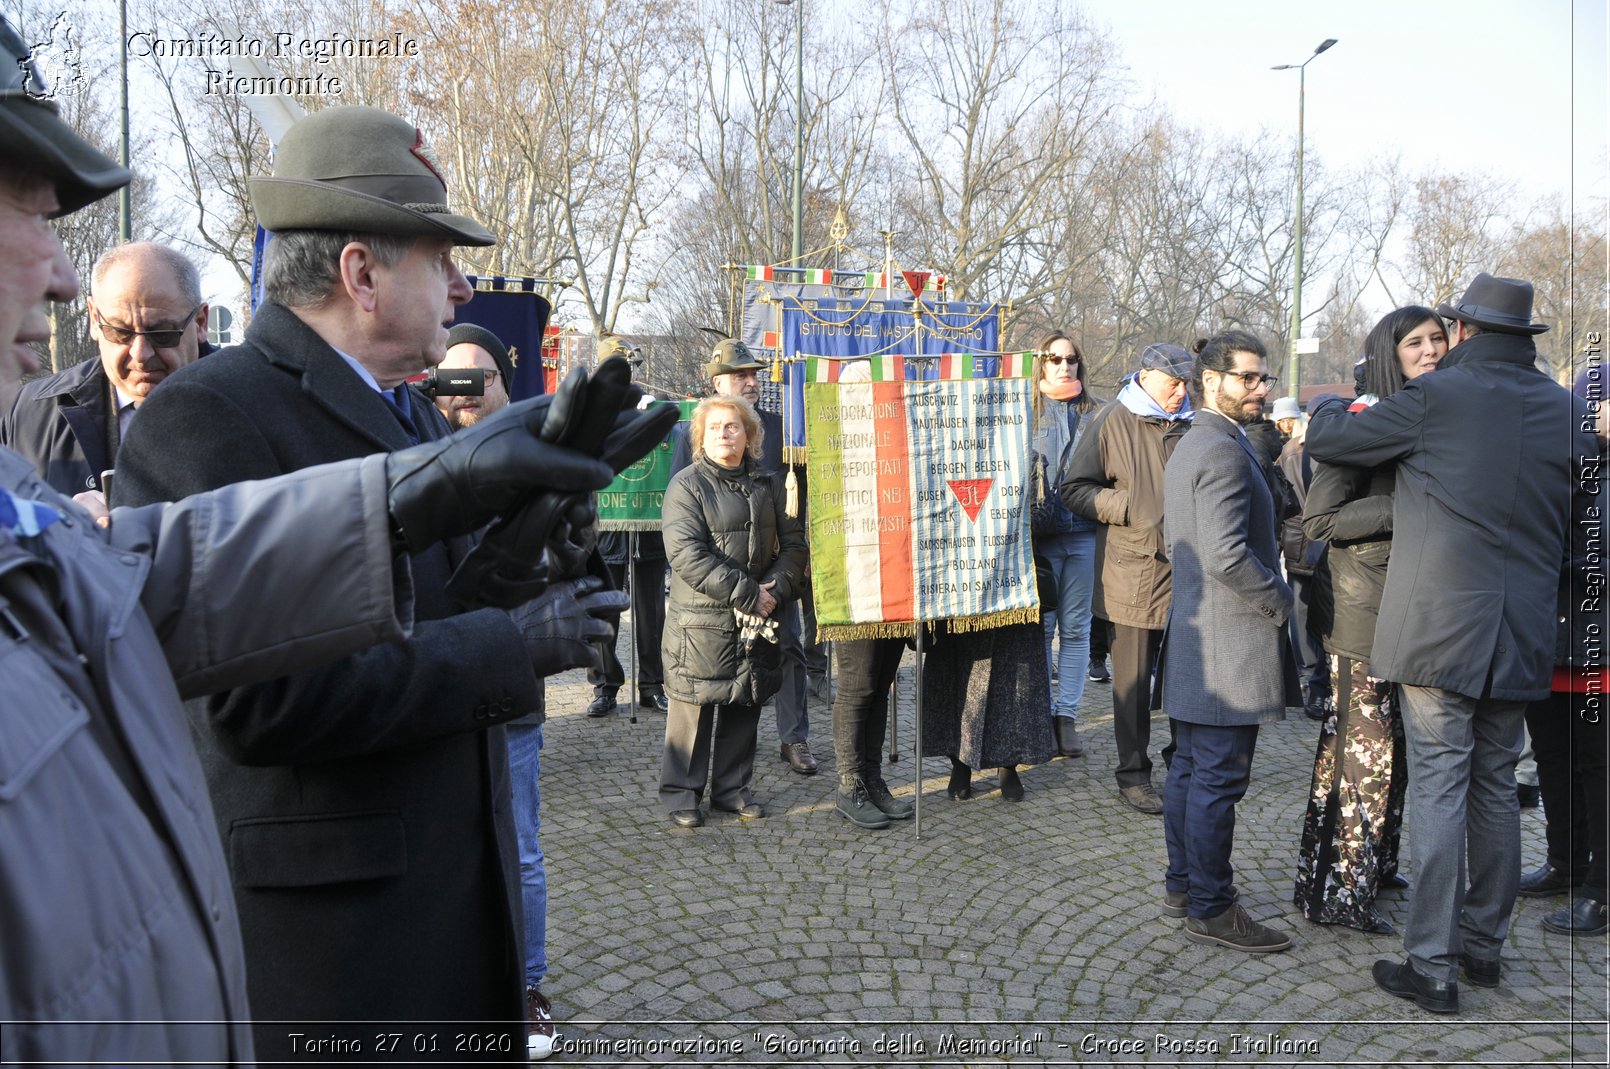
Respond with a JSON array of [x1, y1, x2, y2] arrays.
[[1183, 902, 1291, 953]]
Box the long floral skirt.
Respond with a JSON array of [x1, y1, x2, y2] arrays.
[[1293, 656, 1407, 929]]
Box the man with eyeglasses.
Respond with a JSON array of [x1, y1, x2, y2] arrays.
[[1157, 329, 1298, 954], [436, 322, 513, 429], [1062, 342, 1195, 816], [0, 241, 211, 497]]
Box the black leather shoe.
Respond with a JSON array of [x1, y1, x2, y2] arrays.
[[639, 691, 669, 713], [712, 801, 766, 820], [1518, 862, 1580, 898], [780, 742, 818, 775], [1543, 898, 1610, 937], [586, 691, 618, 718], [668, 809, 703, 828], [1517, 782, 1541, 808], [1458, 952, 1501, 988], [1372, 959, 1458, 1014]]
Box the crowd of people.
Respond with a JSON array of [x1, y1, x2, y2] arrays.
[[0, 23, 1602, 1061]]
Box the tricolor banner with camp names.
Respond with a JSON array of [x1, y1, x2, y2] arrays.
[[806, 378, 1038, 637], [805, 352, 1035, 383]]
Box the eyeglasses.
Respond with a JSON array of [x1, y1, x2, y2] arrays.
[[1043, 355, 1080, 366], [1219, 370, 1278, 390], [483, 369, 501, 387], [93, 303, 202, 349]]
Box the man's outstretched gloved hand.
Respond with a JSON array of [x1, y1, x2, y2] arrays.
[[445, 360, 679, 608], [509, 576, 627, 679], [386, 389, 614, 555]]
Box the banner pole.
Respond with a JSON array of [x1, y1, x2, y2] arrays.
[[628, 529, 639, 725], [913, 623, 924, 839]]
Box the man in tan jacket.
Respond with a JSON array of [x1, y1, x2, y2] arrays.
[[1062, 343, 1194, 814]]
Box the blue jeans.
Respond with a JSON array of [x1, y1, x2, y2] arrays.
[[1039, 530, 1096, 721], [508, 722, 547, 986], [1163, 720, 1259, 918]]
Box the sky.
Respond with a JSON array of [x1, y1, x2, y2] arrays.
[[1074, 0, 1605, 207], [133, 0, 1608, 319]]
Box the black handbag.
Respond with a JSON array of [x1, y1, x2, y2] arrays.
[[1035, 553, 1059, 612]]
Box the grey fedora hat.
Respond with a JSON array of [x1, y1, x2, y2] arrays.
[[1436, 273, 1549, 335], [250, 106, 494, 246], [0, 16, 130, 215]]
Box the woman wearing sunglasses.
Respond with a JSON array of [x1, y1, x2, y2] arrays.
[[1031, 332, 1102, 758]]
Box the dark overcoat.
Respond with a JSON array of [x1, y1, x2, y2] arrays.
[[0, 356, 113, 495], [112, 302, 535, 1060], [1305, 332, 1594, 701], [1159, 408, 1299, 725]]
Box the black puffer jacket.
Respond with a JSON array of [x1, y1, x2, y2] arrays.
[[661, 454, 808, 706], [1302, 460, 1395, 663]]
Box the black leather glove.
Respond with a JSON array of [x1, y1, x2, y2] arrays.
[[509, 576, 628, 679], [385, 389, 614, 554], [445, 361, 679, 608]]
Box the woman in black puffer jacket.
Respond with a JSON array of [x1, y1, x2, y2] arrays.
[[658, 396, 808, 828], [1293, 305, 1447, 933]]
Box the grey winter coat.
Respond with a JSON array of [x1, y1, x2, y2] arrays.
[[1306, 332, 1595, 701], [1159, 409, 1299, 725], [662, 454, 807, 707], [0, 447, 407, 1066]]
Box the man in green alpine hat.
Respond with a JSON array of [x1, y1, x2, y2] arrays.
[[115, 105, 605, 1061]]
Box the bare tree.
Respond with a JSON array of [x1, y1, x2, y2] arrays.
[[876, 0, 1126, 304], [1499, 195, 1609, 382]]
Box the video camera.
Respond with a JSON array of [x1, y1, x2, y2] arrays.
[[416, 367, 487, 397]]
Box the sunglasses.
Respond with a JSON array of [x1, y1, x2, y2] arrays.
[[93, 303, 202, 350], [1220, 370, 1278, 390], [1043, 355, 1080, 366]]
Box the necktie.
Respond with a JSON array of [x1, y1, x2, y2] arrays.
[[381, 386, 420, 445]]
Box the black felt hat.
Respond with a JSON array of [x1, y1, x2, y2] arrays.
[[1437, 273, 1549, 336]]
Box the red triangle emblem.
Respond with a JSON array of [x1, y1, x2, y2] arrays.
[[947, 478, 994, 522], [902, 270, 931, 299]]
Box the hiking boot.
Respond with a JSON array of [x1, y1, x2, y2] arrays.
[[1183, 902, 1292, 953], [836, 775, 891, 829], [864, 775, 914, 820]]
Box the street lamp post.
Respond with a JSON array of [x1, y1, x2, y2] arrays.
[[775, 0, 805, 260], [1272, 37, 1336, 400]]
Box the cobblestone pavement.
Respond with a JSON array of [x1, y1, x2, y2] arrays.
[[536, 621, 1608, 1067]]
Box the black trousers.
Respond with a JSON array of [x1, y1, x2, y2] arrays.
[[1089, 613, 1112, 664], [1111, 622, 1172, 787], [1288, 573, 1329, 695], [831, 638, 905, 779], [659, 699, 761, 813], [588, 554, 666, 696], [1526, 691, 1610, 901]]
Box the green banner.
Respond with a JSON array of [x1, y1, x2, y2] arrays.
[[596, 400, 695, 530]]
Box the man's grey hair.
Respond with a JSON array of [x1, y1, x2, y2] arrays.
[[261, 230, 414, 309], [90, 242, 202, 306]]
